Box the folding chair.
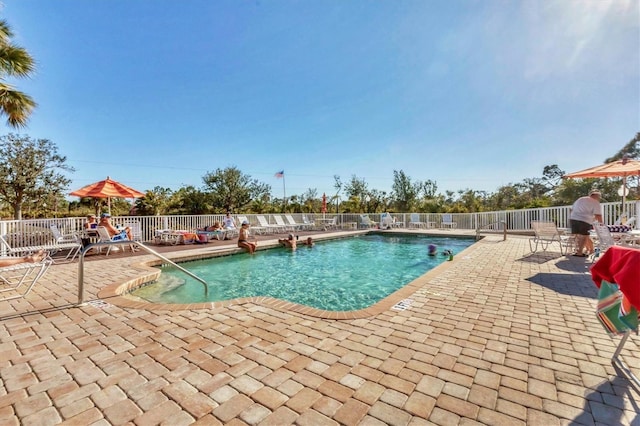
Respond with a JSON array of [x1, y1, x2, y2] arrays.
[[529, 220, 573, 255]]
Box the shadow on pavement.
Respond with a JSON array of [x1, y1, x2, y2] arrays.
[[525, 272, 598, 299]]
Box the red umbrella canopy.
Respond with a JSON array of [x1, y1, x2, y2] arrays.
[[70, 176, 145, 199], [563, 159, 640, 179]]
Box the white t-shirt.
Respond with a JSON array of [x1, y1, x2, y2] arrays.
[[570, 196, 602, 223], [223, 216, 236, 229]]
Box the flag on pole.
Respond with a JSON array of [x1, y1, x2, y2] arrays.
[[274, 170, 284, 178]]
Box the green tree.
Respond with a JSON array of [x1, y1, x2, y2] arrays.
[[605, 132, 640, 162], [391, 169, 417, 212], [168, 186, 209, 215], [202, 166, 271, 212], [0, 134, 73, 219], [135, 186, 173, 215], [343, 175, 370, 212], [0, 20, 36, 128]]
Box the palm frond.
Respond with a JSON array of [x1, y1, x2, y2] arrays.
[[0, 46, 35, 76], [0, 85, 36, 128]]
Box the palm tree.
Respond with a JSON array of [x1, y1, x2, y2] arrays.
[[0, 20, 36, 128]]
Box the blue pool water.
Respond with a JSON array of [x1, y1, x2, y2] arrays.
[[131, 234, 474, 311]]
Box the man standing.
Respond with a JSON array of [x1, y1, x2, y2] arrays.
[[570, 189, 603, 256]]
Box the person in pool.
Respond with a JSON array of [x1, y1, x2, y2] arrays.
[[237, 220, 257, 254], [427, 244, 437, 256], [300, 236, 314, 247], [278, 234, 297, 250]]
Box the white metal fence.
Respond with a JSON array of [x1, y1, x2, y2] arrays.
[[0, 200, 636, 253]]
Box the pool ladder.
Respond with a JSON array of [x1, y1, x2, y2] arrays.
[[77, 240, 208, 305]]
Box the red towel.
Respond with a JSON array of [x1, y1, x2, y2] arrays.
[[591, 246, 640, 310]]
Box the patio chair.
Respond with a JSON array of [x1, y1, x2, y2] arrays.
[[273, 215, 295, 232], [380, 213, 392, 229], [237, 216, 268, 235], [359, 214, 377, 229], [321, 216, 339, 231], [256, 215, 287, 234], [302, 215, 316, 230], [408, 213, 426, 229], [121, 221, 143, 242], [441, 214, 457, 229], [96, 226, 135, 256], [0, 258, 53, 302], [48, 224, 83, 262], [592, 222, 626, 255], [0, 231, 81, 264], [529, 220, 573, 255], [380, 213, 395, 229], [284, 214, 310, 231]]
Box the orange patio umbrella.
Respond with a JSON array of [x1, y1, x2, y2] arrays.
[[70, 176, 145, 215], [321, 193, 327, 216], [563, 157, 640, 213]]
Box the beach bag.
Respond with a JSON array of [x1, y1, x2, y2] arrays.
[[596, 280, 639, 336]]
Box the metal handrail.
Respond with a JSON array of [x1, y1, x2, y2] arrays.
[[77, 240, 208, 305], [475, 221, 507, 241]]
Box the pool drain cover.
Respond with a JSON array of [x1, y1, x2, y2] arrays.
[[87, 299, 112, 309], [391, 299, 414, 311]]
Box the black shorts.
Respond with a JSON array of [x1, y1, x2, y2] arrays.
[[570, 220, 592, 235]]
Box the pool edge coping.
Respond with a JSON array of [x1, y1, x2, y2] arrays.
[[98, 230, 482, 319]]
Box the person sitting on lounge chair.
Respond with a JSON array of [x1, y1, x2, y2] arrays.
[[223, 212, 237, 229], [199, 221, 223, 232], [0, 250, 46, 267], [99, 213, 132, 241], [237, 221, 257, 254], [278, 234, 297, 250]]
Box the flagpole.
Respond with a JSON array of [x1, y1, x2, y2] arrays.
[[282, 174, 287, 212]]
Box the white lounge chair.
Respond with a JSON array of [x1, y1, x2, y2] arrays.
[[441, 214, 457, 229], [320, 216, 339, 231], [284, 214, 311, 231], [1, 230, 81, 263], [237, 216, 268, 235], [255, 215, 286, 234], [359, 214, 377, 229], [380, 213, 394, 230], [302, 215, 316, 230], [96, 226, 135, 256], [0, 258, 52, 301], [273, 215, 294, 232], [380, 213, 392, 229], [408, 213, 426, 229]]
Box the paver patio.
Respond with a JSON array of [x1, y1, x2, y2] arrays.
[[1, 231, 639, 425]]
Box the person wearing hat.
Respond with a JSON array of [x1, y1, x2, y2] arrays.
[[237, 220, 257, 254], [98, 213, 133, 241], [81, 214, 98, 247], [569, 189, 603, 257], [278, 233, 297, 250]]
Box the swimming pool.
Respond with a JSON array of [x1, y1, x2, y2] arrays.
[[131, 234, 474, 311]]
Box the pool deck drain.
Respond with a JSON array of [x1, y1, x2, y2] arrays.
[[0, 230, 638, 425], [391, 298, 414, 311]]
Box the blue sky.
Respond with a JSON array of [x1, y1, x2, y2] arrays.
[[2, 0, 638, 201]]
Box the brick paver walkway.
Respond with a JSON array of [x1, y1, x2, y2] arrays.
[[1, 232, 639, 425]]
